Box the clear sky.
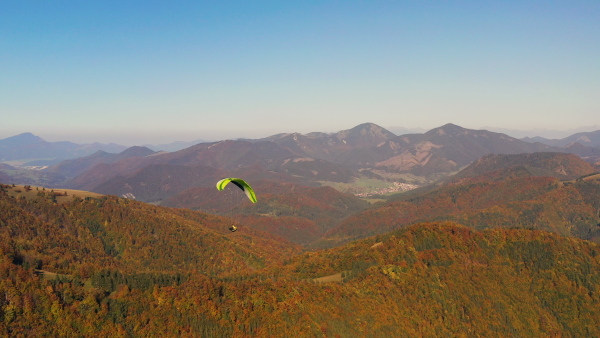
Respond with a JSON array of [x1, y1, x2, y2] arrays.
[[1, 1, 599, 145]]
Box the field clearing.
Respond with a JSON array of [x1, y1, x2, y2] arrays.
[[313, 272, 343, 283], [363, 198, 387, 204], [35, 270, 96, 291], [35, 270, 73, 281], [318, 178, 391, 194], [2, 184, 103, 203], [582, 173, 600, 181], [560, 173, 600, 187]]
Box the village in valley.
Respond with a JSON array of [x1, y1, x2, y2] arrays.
[[353, 182, 419, 197]]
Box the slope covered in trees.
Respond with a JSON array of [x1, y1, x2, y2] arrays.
[[321, 175, 600, 248], [318, 155, 600, 248], [452, 152, 597, 181], [2, 194, 600, 337], [0, 185, 300, 278], [163, 180, 369, 245]]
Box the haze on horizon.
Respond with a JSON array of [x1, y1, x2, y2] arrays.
[[1, 1, 598, 145]]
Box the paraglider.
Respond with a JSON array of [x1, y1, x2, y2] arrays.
[[216, 178, 258, 203], [216, 178, 257, 232]]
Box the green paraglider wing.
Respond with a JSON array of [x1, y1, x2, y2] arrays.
[[216, 178, 258, 203]]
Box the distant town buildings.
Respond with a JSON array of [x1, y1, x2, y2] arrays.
[[354, 182, 419, 197]]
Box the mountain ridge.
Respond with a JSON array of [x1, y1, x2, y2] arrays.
[[0, 132, 127, 162], [522, 130, 600, 148]]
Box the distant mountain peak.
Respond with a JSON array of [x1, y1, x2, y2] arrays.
[[348, 122, 391, 133], [15, 132, 39, 138], [115, 146, 156, 160], [430, 123, 469, 135], [335, 123, 396, 144], [0, 132, 46, 146], [353, 122, 381, 128]]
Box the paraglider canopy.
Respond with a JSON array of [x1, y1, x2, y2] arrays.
[[216, 178, 257, 203]]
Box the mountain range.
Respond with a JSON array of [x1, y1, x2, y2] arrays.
[[56, 123, 600, 192], [0, 132, 208, 164], [3, 123, 588, 182], [4, 123, 600, 168], [0, 132, 127, 164]]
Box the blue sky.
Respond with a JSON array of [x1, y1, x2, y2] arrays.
[[1, 1, 598, 145]]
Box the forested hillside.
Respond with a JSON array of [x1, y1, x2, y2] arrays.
[[451, 152, 597, 181], [0, 184, 299, 277], [163, 181, 369, 245], [314, 152, 600, 248], [1, 186, 600, 336]]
